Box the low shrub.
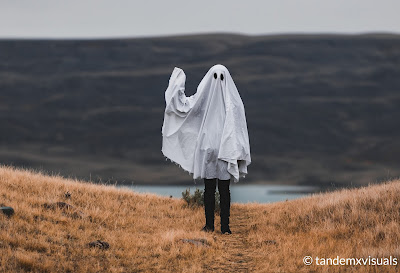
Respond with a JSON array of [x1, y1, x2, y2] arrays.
[[181, 188, 220, 213]]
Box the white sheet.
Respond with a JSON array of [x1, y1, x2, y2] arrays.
[[161, 64, 251, 183]]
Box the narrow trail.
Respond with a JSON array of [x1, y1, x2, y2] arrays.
[[205, 205, 257, 273]]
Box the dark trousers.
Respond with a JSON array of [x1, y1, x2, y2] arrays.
[[204, 178, 231, 230]]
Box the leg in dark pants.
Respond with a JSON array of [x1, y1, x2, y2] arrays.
[[202, 178, 216, 232], [218, 179, 232, 234]]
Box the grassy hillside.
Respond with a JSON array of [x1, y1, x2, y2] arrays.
[[0, 165, 399, 272], [1, 34, 400, 186]]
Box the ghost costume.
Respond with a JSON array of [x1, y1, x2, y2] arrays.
[[161, 64, 251, 182], [162, 64, 250, 234]]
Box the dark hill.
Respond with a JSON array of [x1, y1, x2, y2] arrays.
[[1, 33, 400, 186]]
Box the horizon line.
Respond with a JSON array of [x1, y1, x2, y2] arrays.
[[0, 31, 399, 41]]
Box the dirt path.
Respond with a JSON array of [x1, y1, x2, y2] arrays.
[[205, 205, 256, 272]]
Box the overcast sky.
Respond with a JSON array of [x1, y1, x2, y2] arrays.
[[0, 0, 399, 38]]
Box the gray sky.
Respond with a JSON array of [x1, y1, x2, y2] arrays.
[[0, 0, 399, 38]]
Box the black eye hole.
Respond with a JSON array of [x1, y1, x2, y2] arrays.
[[220, 74, 224, 81], [213, 73, 217, 79]]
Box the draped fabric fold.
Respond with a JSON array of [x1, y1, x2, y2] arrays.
[[162, 64, 251, 183]]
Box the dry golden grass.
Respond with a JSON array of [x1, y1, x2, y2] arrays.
[[0, 165, 399, 272]]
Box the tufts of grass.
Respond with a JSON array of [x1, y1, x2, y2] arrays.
[[0, 165, 219, 273], [1, 164, 399, 272]]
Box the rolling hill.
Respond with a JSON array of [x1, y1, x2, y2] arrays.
[[1, 165, 399, 272], [0, 33, 400, 186]]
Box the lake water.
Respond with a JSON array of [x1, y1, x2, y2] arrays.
[[118, 184, 319, 203]]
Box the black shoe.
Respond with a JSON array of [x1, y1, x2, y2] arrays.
[[201, 225, 214, 232], [221, 227, 232, 235]]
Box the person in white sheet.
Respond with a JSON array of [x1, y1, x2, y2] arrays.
[[162, 64, 251, 234]]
